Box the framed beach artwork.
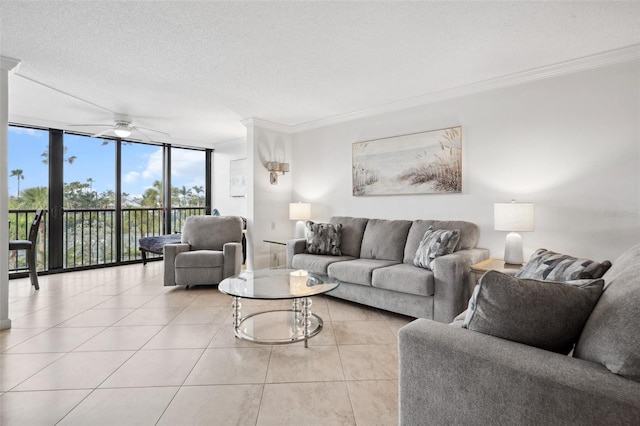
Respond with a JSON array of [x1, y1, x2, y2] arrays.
[[352, 126, 462, 196], [229, 158, 246, 197]]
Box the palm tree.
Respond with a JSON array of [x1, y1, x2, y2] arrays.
[[179, 186, 191, 207], [41, 146, 77, 165], [17, 186, 48, 209], [192, 185, 203, 206], [10, 169, 24, 198]]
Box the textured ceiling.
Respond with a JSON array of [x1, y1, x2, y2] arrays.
[[1, 1, 639, 148]]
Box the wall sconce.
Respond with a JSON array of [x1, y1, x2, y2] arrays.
[[494, 200, 535, 264], [266, 161, 289, 185], [290, 202, 311, 238]]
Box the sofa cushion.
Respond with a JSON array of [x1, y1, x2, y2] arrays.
[[291, 253, 356, 274], [329, 216, 369, 257], [574, 244, 640, 381], [403, 220, 478, 263], [601, 243, 640, 285], [413, 226, 460, 270], [181, 215, 243, 250], [328, 258, 399, 286], [175, 250, 224, 268], [305, 221, 343, 255], [463, 271, 604, 354], [181, 215, 243, 251], [360, 219, 412, 261], [515, 248, 611, 281], [372, 263, 435, 296]]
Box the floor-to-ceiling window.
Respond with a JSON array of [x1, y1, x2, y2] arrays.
[[7, 124, 212, 276], [7, 126, 49, 273], [120, 141, 164, 262], [170, 146, 208, 231], [62, 133, 116, 268]]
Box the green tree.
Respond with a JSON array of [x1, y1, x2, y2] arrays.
[[141, 180, 163, 207], [15, 186, 48, 209], [10, 169, 24, 198]]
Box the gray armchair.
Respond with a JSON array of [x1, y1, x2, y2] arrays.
[[163, 216, 244, 287]]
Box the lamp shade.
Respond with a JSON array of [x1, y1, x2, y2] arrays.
[[494, 202, 534, 232], [289, 203, 311, 221]]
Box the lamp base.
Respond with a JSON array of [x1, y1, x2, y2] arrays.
[[503, 232, 524, 265], [295, 221, 306, 239]]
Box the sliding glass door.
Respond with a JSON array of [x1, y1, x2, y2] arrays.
[[120, 142, 164, 262], [62, 134, 116, 268]]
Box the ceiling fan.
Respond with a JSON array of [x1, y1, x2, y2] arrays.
[[69, 113, 170, 142]]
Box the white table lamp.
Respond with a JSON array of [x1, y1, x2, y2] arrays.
[[494, 200, 534, 264], [289, 202, 311, 238]]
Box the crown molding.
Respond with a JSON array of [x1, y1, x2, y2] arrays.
[[241, 117, 294, 134], [0, 56, 20, 72], [211, 137, 246, 148], [292, 44, 640, 133]]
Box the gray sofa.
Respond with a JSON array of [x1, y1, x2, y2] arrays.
[[399, 243, 640, 425], [163, 215, 243, 287], [286, 216, 489, 323]]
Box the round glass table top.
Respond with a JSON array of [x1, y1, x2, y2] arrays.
[[218, 269, 339, 300]]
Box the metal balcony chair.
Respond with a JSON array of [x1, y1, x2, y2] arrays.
[[9, 209, 44, 290]]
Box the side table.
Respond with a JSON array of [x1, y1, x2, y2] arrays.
[[469, 258, 523, 294], [264, 240, 287, 269]]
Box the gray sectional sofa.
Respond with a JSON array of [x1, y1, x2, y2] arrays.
[[398, 243, 640, 425], [286, 216, 489, 323]]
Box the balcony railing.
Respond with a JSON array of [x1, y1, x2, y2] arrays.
[[8, 206, 206, 274]]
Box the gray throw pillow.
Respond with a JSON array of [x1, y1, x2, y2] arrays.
[[463, 271, 604, 354], [305, 221, 343, 256], [413, 226, 460, 270], [515, 248, 611, 281]]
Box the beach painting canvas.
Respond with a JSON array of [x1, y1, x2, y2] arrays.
[[352, 126, 462, 196]]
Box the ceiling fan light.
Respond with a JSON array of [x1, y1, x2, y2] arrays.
[[114, 128, 131, 138]]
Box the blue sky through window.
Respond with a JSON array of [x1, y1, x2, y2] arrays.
[[8, 126, 206, 201]]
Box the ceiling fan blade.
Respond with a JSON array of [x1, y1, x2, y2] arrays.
[[132, 128, 152, 142], [92, 129, 114, 138], [69, 123, 113, 127], [133, 125, 170, 136]]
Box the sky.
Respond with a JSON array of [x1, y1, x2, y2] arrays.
[[8, 126, 206, 200]]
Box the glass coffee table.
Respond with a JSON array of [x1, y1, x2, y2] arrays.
[[218, 269, 339, 348]]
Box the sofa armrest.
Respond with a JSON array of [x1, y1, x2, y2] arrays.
[[286, 238, 307, 268], [399, 319, 640, 426], [163, 243, 190, 286], [223, 242, 243, 279], [432, 248, 489, 322]]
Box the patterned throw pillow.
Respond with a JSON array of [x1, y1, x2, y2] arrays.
[[413, 226, 460, 270], [515, 248, 611, 281], [305, 221, 343, 256]]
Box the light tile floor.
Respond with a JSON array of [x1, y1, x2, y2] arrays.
[[1, 262, 414, 425]]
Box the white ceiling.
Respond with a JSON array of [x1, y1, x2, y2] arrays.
[[1, 1, 639, 148]]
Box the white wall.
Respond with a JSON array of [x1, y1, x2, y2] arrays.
[[290, 60, 640, 262], [212, 138, 247, 217], [245, 122, 293, 270]]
